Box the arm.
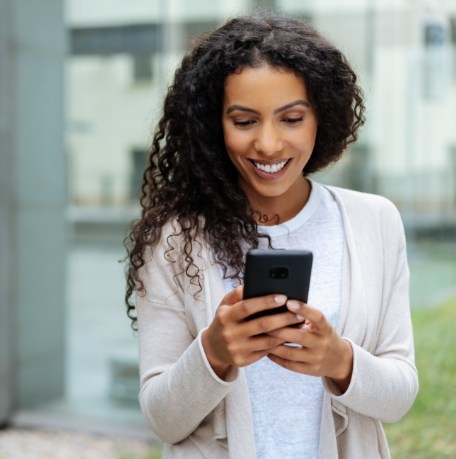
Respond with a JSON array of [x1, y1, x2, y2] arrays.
[[137, 234, 238, 444], [324, 276, 418, 422], [139, 327, 237, 444], [323, 201, 418, 422]]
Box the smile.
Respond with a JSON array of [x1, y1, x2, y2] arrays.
[[252, 159, 289, 174]]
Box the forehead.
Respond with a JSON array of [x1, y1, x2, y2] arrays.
[[223, 65, 308, 107]]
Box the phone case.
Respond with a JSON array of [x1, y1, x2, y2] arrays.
[[243, 249, 313, 320]]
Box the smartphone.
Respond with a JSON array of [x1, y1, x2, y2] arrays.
[[243, 249, 313, 321]]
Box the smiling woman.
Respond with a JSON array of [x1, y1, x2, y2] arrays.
[[124, 12, 418, 459]]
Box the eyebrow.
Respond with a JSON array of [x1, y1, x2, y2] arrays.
[[226, 99, 310, 115]]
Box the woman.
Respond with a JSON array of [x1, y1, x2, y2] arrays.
[[125, 13, 418, 459]]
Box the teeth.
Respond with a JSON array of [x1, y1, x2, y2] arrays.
[[254, 160, 288, 174]]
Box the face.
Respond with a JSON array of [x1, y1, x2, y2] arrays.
[[222, 64, 318, 221]]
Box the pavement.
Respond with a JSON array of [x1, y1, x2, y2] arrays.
[[0, 426, 157, 459]]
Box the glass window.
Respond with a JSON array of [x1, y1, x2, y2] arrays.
[[130, 148, 147, 201], [132, 54, 154, 82]]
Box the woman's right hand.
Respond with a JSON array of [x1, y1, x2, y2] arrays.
[[201, 285, 303, 379]]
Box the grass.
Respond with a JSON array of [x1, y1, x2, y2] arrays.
[[118, 449, 162, 459], [384, 297, 456, 458]]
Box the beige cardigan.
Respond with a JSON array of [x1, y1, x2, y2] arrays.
[[137, 185, 418, 458]]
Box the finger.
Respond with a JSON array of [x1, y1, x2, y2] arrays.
[[233, 349, 271, 368], [238, 334, 286, 354], [234, 293, 288, 321], [230, 310, 303, 342], [286, 300, 329, 333], [220, 285, 244, 306], [268, 327, 318, 347], [223, 340, 285, 368], [267, 354, 316, 375], [268, 343, 310, 363]]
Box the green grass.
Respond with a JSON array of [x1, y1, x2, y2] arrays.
[[384, 297, 456, 458], [118, 448, 162, 459]]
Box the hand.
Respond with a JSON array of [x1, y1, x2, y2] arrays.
[[267, 300, 353, 392], [201, 286, 304, 379]]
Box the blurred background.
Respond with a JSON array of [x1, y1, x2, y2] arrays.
[[0, 0, 455, 457]]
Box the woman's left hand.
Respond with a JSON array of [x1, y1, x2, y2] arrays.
[[267, 300, 353, 393]]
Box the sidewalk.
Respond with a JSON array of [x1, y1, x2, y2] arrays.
[[0, 427, 159, 459]]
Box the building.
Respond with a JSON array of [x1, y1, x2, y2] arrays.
[[67, 0, 456, 230]]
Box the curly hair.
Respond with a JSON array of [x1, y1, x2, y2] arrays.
[[124, 13, 365, 328]]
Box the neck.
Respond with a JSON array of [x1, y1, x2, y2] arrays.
[[250, 178, 311, 226]]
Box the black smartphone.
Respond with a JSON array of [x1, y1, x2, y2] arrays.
[[243, 249, 313, 321]]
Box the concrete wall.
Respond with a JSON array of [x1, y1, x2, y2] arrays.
[[0, 0, 67, 420], [0, 0, 14, 425]]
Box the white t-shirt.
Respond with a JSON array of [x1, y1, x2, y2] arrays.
[[223, 181, 345, 458]]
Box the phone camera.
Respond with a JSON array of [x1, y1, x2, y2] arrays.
[[269, 267, 289, 279]]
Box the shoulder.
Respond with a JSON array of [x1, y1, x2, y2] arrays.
[[318, 185, 409, 285], [323, 184, 393, 207], [140, 216, 211, 290], [322, 184, 402, 223], [148, 216, 211, 269], [319, 184, 407, 252], [154, 216, 205, 250]]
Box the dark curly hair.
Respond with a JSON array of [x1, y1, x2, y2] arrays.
[[124, 13, 365, 328]]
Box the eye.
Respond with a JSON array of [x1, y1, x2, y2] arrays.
[[282, 117, 304, 124], [233, 119, 256, 127]]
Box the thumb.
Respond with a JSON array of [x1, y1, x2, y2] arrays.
[[221, 284, 244, 306]]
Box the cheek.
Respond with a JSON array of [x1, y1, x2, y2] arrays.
[[224, 130, 247, 159], [296, 126, 318, 151]]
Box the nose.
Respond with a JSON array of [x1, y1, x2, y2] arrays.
[[254, 122, 283, 156]]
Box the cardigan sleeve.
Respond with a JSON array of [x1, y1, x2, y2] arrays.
[[136, 225, 238, 444], [325, 278, 418, 422], [323, 194, 419, 422]]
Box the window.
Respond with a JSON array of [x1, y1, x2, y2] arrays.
[[449, 17, 456, 83], [130, 148, 147, 201], [132, 54, 153, 83]]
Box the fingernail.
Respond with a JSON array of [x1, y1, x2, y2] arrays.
[[287, 300, 300, 310], [274, 295, 287, 304], [296, 315, 304, 322]]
